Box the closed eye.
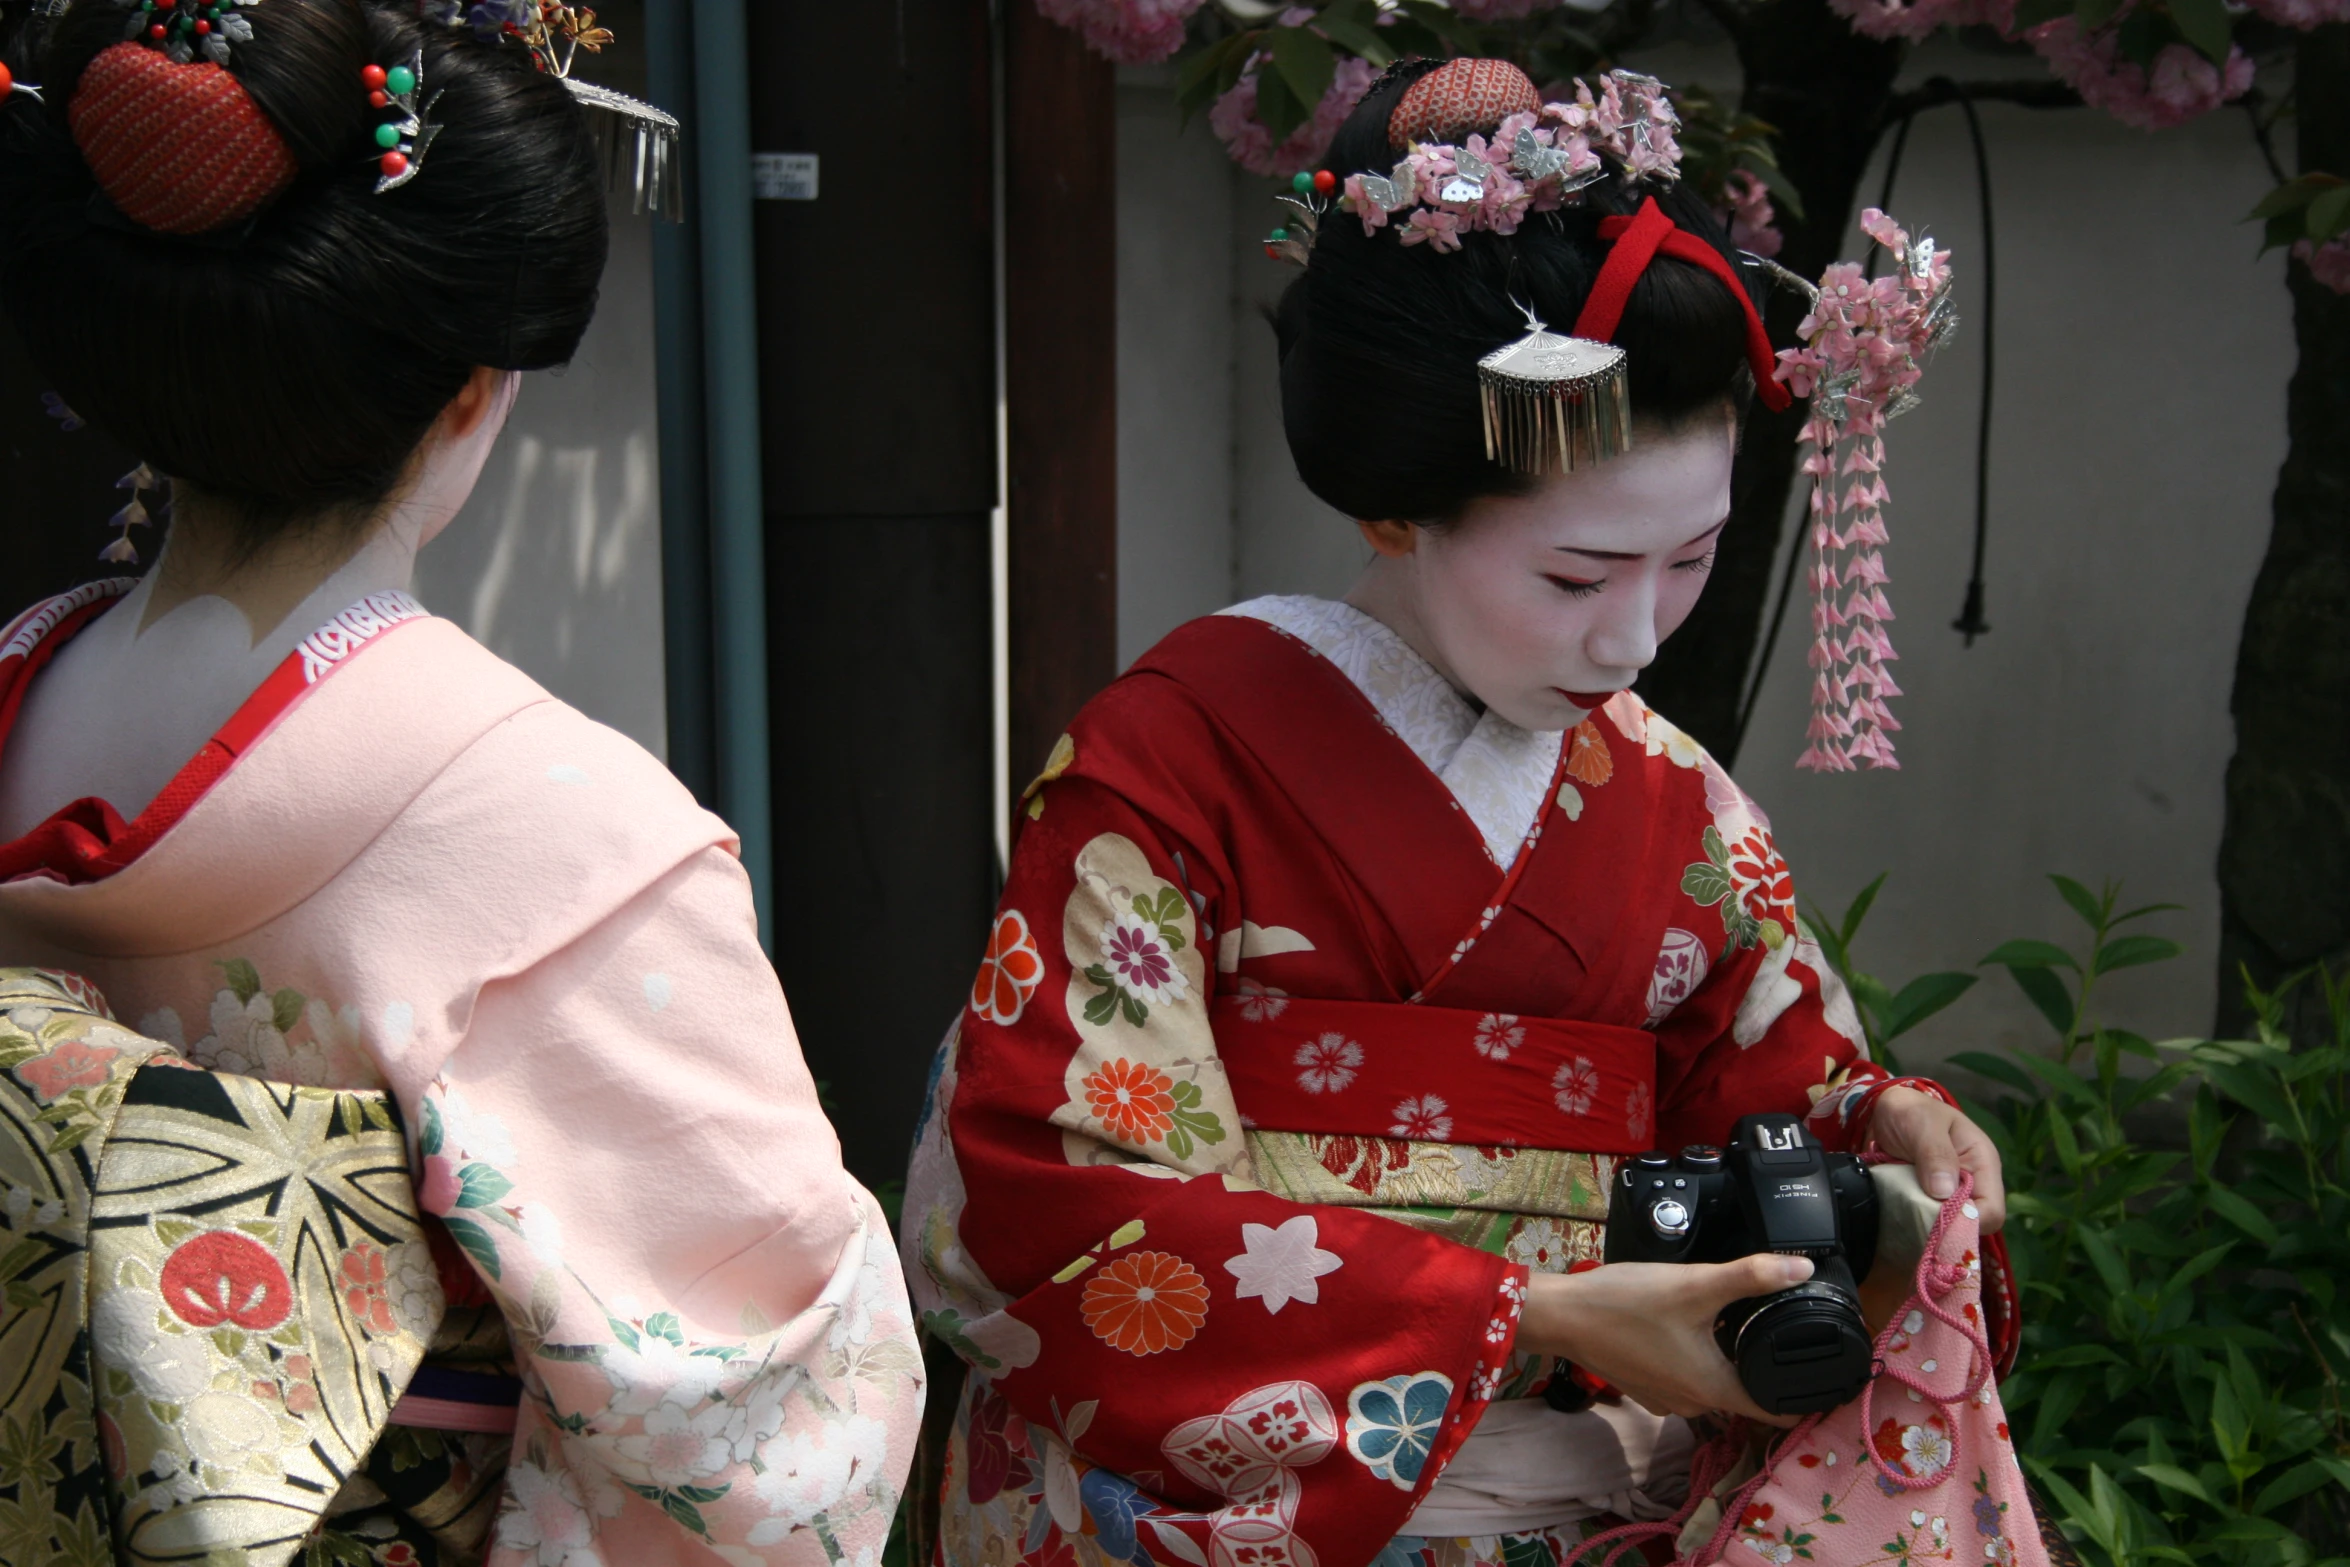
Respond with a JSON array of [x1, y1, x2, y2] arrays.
[[1545, 575, 1603, 599], [1672, 550, 1717, 573]]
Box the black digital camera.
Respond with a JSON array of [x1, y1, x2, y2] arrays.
[[1602, 1113, 1880, 1414]]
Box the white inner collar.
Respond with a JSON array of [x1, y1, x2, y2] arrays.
[[1224, 595, 1562, 869]]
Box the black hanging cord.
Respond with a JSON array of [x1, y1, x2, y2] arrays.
[[1949, 83, 1995, 645], [1728, 111, 1915, 764]]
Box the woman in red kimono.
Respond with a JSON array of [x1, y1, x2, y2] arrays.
[[904, 57, 2006, 1567]]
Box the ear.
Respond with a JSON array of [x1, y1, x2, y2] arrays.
[[1357, 518, 1418, 558], [437, 365, 509, 443]]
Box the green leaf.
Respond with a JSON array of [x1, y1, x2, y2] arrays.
[[419, 1096, 443, 1156], [1839, 872, 1888, 946], [1878, 972, 1978, 1041], [2308, 183, 2350, 243], [2136, 1463, 2216, 1505], [270, 986, 306, 1034], [1948, 1050, 2039, 1097], [2077, 1225, 2132, 1300], [1981, 939, 2080, 971], [1312, 0, 1396, 65], [2200, 1059, 2298, 1133], [455, 1162, 515, 1208], [661, 1492, 711, 1536], [2165, 0, 2232, 67], [2010, 0, 2072, 28], [2094, 935, 2183, 976], [2250, 1458, 2338, 1516], [1083, 988, 1119, 1028], [2050, 874, 2106, 930], [2075, 0, 2127, 26], [2200, 1183, 2280, 1246], [2247, 173, 2343, 222], [440, 1215, 502, 1280], [2012, 966, 2079, 1039], [1266, 22, 1335, 115], [218, 957, 262, 1005], [1252, 50, 1309, 145], [1175, 31, 1255, 122]]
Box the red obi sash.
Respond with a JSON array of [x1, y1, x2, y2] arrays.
[[1213, 994, 1659, 1154]]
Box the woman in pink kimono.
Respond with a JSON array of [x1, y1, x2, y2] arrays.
[[0, 4, 918, 1564]]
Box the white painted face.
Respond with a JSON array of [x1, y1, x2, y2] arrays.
[[1355, 412, 1735, 733]]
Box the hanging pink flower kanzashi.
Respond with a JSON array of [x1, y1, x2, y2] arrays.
[[1773, 209, 1956, 773]]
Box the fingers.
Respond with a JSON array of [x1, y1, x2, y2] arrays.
[[1880, 1091, 1964, 1200], [1696, 1253, 1813, 1314], [1950, 1116, 2008, 1233]]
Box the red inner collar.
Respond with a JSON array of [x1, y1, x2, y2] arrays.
[[0, 584, 428, 888]]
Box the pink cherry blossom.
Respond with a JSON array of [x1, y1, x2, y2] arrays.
[[2025, 16, 2252, 131], [1035, 0, 1206, 65], [1212, 55, 1380, 180], [2293, 236, 2350, 295], [2243, 0, 2350, 25], [1719, 170, 1782, 258]]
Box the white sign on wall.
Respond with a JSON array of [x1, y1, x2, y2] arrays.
[[752, 153, 819, 202]]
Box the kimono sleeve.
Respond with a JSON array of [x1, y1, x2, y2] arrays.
[[915, 749, 1521, 1567], [1646, 804, 1893, 1155], [418, 845, 923, 1567]]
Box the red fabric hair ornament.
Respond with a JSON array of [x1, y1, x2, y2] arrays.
[[1388, 57, 1541, 149], [70, 42, 297, 235]]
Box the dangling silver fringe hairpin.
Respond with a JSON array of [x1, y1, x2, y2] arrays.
[[562, 80, 682, 221], [1477, 302, 1631, 475]]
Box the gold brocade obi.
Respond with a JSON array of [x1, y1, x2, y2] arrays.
[[0, 968, 505, 1567]]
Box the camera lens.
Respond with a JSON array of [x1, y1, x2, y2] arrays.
[[1715, 1281, 1875, 1414]]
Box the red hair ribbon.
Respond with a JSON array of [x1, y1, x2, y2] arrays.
[[1571, 196, 1792, 413], [70, 42, 296, 236]]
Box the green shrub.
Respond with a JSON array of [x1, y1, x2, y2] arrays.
[[1815, 876, 2350, 1565]]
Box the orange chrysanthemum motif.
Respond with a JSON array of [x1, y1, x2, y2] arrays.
[[1081, 1250, 1210, 1355], [1566, 721, 1614, 787], [1085, 1058, 1176, 1145], [971, 909, 1047, 1025]]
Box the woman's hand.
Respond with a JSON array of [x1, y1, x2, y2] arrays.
[[1518, 1258, 1816, 1428], [1867, 1085, 2007, 1232]]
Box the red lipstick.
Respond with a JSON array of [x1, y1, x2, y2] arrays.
[[1556, 689, 1622, 709]]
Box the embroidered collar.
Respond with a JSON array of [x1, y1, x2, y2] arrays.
[[1222, 595, 1563, 868], [0, 586, 431, 887]]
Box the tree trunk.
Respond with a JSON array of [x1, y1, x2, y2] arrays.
[[1633, 0, 1905, 762], [2216, 24, 2350, 1044]]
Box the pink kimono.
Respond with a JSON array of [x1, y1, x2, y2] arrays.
[[0, 582, 922, 1567]]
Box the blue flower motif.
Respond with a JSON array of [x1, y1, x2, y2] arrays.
[[1079, 1464, 1159, 1566], [1974, 1492, 2005, 1536], [1344, 1370, 1455, 1490]]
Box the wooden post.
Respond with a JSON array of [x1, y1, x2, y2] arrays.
[[1003, 0, 1118, 795]]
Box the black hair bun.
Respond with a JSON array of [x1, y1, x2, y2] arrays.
[[1278, 62, 1758, 525], [0, 0, 608, 549]]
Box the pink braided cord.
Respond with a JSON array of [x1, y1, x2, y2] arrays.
[[1562, 1170, 1989, 1566]]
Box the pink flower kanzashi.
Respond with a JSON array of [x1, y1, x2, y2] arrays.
[[1400, 207, 1465, 252], [2293, 236, 2350, 296], [1035, 0, 1207, 65], [1828, 0, 2010, 40], [1778, 208, 1951, 772], [16, 1037, 120, 1102]]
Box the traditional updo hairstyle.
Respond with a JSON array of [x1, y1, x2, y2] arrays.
[[0, 0, 608, 552], [1277, 58, 1762, 527]]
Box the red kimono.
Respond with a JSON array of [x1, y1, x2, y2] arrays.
[[903, 598, 1922, 1567]]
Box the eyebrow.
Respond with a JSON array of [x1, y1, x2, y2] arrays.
[[1552, 518, 1727, 563]]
